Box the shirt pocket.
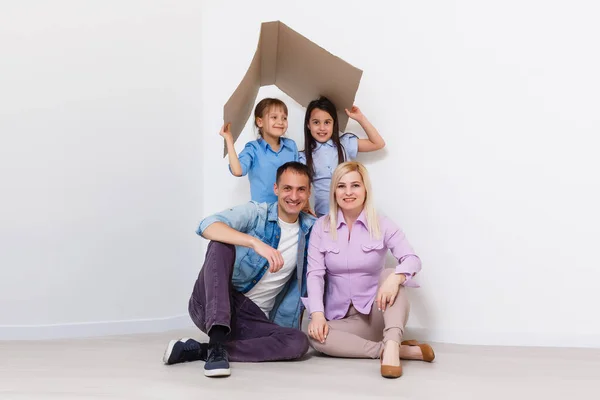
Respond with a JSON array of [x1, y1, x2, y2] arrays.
[[319, 244, 340, 254], [248, 251, 266, 265], [361, 241, 385, 253], [234, 249, 265, 282]]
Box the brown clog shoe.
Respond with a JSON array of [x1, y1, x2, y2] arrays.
[[380, 344, 403, 379], [401, 340, 435, 362]]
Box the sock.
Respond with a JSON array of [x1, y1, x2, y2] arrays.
[[198, 342, 209, 360], [208, 325, 228, 345]]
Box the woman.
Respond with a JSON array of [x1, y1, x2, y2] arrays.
[[303, 161, 434, 378]]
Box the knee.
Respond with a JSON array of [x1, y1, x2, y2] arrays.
[[306, 331, 334, 356], [378, 268, 394, 284], [285, 330, 310, 359], [307, 336, 324, 354], [205, 241, 236, 267], [206, 241, 236, 258], [396, 285, 410, 304]]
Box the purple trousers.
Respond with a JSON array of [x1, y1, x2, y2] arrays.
[[188, 241, 309, 362]]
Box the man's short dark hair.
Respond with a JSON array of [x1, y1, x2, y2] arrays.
[[276, 162, 312, 186]]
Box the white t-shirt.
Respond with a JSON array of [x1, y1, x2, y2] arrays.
[[245, 218, 299, 317]]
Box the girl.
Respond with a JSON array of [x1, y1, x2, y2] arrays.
[[299, 96, 385, 217], [221, 98, 299, 203]]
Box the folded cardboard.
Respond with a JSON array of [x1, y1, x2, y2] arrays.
[[223, 21, 363, 156]]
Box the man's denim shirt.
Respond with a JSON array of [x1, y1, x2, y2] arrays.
[[197, 201, 316, 329]]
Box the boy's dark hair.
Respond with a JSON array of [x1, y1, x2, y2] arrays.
[[276, 162, 313, 186], [303, 96, 346, 175]]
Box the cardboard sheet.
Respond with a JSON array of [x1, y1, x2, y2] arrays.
[[223, 21, 363, 156]]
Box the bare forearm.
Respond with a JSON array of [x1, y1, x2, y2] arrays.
[[201, 222, 257, 248], [225, 138, 243, 176], [358, 117, 385, 151]]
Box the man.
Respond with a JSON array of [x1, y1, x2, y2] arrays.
[[163, 162, 315, 377]]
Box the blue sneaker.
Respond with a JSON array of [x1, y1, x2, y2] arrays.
[[163, 338, 206, 365], [204, 343, 231, 377]]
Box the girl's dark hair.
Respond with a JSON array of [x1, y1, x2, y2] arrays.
[[303, 96, 345, 175], [254, 98, 288, 137]]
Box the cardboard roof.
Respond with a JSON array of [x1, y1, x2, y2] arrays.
[[223, 21, 363, 156]]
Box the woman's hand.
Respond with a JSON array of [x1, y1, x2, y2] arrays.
[[308, 312, 329, 343], [376, 273, 406, 311]]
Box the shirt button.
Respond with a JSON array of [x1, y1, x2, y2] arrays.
[[276, 235, 279, 239], [253, 280, 257, 283]]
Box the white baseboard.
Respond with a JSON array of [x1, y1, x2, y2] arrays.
[[2, 318, 599, 348], [0, 314, 195, 341], [404, 327, 600, 349]]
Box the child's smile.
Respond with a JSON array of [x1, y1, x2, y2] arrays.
[[308, 108, 334, 143]]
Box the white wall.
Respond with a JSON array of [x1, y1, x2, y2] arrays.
[[0, 1, 204, 339], [2, 1, 598, 347], [200, 1, 600, 347]]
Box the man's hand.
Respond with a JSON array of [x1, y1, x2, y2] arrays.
[[251, 238, 284, 273], [308, 312, 329, 343], [376, 273, 406, 311]]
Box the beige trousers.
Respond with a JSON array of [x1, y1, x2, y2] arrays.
[[307, 269, 410, 359]]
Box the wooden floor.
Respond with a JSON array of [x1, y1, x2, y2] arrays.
[[1, 329, 599, 400]]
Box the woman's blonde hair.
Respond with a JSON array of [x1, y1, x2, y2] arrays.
[[327, 161, 381, 240]]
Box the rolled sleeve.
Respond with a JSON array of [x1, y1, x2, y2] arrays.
[[395, 256, 422, 288], [230, 142, 256, 176], [285, 138, 300, 161], [298, 151, 306, 164], [340, 133, 359, 160], [196, 202, 260, 237]]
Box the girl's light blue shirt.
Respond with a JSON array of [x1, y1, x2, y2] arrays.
[[299, 133, 358, 217]]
